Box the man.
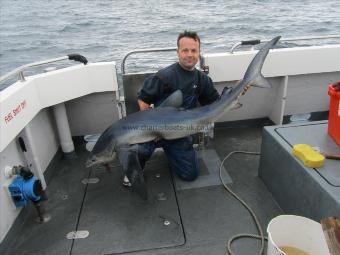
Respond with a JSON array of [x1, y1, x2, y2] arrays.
[[125, 30, 220, 186]]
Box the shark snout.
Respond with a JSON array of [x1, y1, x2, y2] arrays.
[[85, 150, 117, 168], [85, 156, 99, 168]]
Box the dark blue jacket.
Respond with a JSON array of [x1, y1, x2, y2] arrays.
[[138, 63, 219, 109]]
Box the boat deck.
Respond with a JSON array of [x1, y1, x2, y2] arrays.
[[2, 125, 284, 255]]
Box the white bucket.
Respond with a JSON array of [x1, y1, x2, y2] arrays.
[[84, 134, 100, 152], [266, 215, 330, 255]]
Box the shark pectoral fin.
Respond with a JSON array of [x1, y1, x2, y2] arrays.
[[117, 147, 148, 200], [252, 74, 272, 88]]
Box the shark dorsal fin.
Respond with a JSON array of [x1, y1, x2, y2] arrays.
[[157, 90, 183, 108]]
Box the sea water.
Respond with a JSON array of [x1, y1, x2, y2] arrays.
[[1, 0, 340, 89]]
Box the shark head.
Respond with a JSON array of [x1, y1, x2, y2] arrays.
[[85, 133, 117, 168], [85, 150, 117, 168]]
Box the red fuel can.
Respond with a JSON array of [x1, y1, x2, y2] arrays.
[[328, 82, 340, 146]]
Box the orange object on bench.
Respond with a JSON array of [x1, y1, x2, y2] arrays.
[[328, 82, 340, 146]]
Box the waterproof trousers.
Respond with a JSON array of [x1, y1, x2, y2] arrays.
[[137, 136, 199, 181]]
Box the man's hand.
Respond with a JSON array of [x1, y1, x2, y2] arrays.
[[138, 99, 150, 111], [237, 85, 251, 100], [242, 85, 251, 95]]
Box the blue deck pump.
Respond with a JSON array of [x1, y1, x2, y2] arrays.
[[9, 170, 42, 207], [8, 165, 50, 223]]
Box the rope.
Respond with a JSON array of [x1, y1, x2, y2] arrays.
[[218, 151, 268, 255]]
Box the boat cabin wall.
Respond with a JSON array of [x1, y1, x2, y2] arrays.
[[211, 71, 340, 124], [0, 62, 119, 244], [0, 62, 119, 153], [0, 108, 59, 244], [65, 92, 120, 136], [0, 140, 27, 245], [0, 91, 119, 244], [204, 44, 340, 124], [122, 45, 340, 124]]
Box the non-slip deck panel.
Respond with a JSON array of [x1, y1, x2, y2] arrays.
[[71, 161, 184, 255], [121, 170, 283, 255], [129, 127, 283, 255], [4, 126, 285, 255]]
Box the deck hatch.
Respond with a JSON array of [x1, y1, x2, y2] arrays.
[[71, 162, 185, 255]]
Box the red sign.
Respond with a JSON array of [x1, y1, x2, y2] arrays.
[[4, 100, 27, 124]]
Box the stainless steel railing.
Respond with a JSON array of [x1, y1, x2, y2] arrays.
[[0, 54, 87, 83], [121, 47, 177, 75], [230, 34, 340, 53]]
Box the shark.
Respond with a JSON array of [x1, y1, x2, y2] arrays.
[[85, 36, 281, 199]]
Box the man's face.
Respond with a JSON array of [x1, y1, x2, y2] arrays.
[[177, 37, 200, 70]]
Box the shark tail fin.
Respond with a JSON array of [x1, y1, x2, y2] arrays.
[[251, 74, 272, 88]]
